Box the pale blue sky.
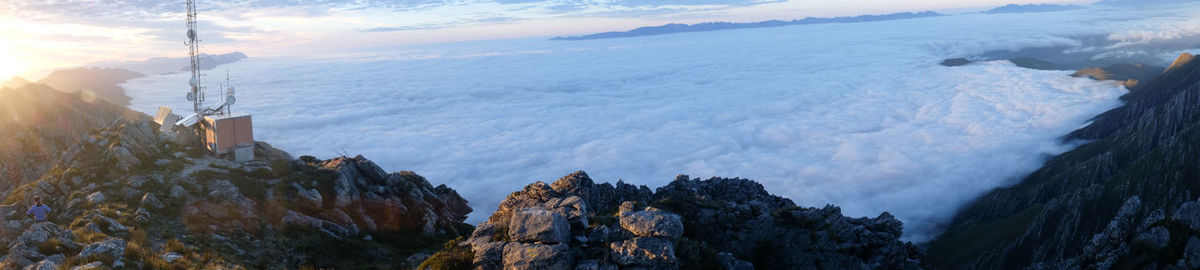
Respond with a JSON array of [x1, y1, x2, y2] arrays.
[[0, 0, 1100, 78]]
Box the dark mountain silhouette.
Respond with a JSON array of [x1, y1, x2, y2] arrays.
[[552, 11, 942, 40]]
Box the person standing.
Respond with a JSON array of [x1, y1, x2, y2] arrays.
[[26, 196, 51, 222]]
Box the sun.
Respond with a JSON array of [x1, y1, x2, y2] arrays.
[[0, 43, 26, 80], [0, 56, 22, 80]]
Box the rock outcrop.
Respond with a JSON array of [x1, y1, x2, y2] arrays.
[[0, 103, 473, 269], [458, 171, 924, 270], [929, 53, 1200, 269]]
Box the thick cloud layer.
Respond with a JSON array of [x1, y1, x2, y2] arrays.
[[123, 4, 1200, 242]]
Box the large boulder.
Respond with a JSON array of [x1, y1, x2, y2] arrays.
[[75, 238, 126, 266], [471, 241, 506, 270], [5, 222, 80, 267], [619, 208, 683, 238], [508, 208, 570, 244], [610, 237, 677, 268], [502, 242, 571, 270]]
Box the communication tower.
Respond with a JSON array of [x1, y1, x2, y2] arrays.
[[155, 0, 255, 162]]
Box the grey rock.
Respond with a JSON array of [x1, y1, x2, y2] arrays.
[[69, 262, 103, 270], [23, 254, 64, 270], [471, 241, 506, 270], [508, 208, 570, 244], [127, 176, 150, 189], [619, 209, 684, 238], [76, 238, 126, 266], [1187, 236, 1200, 269], [717, 252, 755, 270], [1133, 226, 1170, 250], [574, 259, 601, 270], [169, 185, 188, 199], [86, 214, 128, 234], [1174, 200, 1200, 232], [280, 210, 346, 238], [292, 183, 323, 208], [85, 192, 105, 204], [140, 193, 164, 210], [610, 237, 677, 268], [162, 252, 184, 263], [406, 252, 433, 268], [5, 242, 45, 267], [502, 242, 571, 270]]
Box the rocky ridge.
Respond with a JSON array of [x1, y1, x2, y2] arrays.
[[0, 109, 472, 268], [439, 171, 924, 270], [0, 84, 149, 192], [928, 53, 1200, 269]]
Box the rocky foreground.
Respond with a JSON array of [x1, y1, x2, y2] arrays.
[[428, 172, 924, 270], [0, 82, 476, 269]]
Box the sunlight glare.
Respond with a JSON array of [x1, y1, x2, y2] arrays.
[[0, 40, 26, 80]]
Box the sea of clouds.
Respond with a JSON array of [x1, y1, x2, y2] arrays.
[[122, 3, 1200, 242]]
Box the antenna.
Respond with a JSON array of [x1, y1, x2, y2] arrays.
[[225, 70, 236, 115], [170, 0, 254, 162], [186, 0, 204, 113]]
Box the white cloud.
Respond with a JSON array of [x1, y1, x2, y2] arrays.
[[123, 3, 1200, 242]]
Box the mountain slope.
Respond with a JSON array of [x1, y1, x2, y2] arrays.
[[928, 53, 1200, 269], [0, 85, 473, 269], [0, 84, 148, 192], [37, 67, 143, 106]]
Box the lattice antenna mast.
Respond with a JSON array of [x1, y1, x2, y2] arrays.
[[185, 0, 204, 113]]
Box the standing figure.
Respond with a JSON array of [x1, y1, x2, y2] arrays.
[[26, 196, 51, 222]]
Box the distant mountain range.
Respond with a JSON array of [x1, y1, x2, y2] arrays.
[[551, 11, 942, 41], [89, 51, 247, 75], [984, 4, 1084, 14], [1097, 0, 1196, 5], [0, 51, 248, 106]]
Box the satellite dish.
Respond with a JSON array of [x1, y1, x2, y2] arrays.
[[226, 95, 236, 106], [187, 29, 196, 41], [186, 92, 196, 102], [189, 77, 198, 87]]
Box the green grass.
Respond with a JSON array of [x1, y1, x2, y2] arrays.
[[417, 237, 474, 270]]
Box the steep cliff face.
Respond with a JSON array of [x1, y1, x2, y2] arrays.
[[445, 171, 924, 270], [928, 53, 1200, 269]]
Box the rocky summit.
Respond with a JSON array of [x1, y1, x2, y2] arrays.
[[432, 171, 925, 270], [0, 117, 474, 269]]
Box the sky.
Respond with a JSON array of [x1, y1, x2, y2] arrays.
[[0, 0, 1098, 80]]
